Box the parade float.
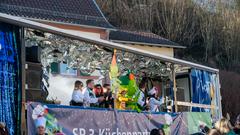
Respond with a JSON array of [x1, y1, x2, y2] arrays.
[[0, 13, 222, 135]]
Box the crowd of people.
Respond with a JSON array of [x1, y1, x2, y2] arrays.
[[206, 115, 240, 135], [70, 79, 113, 109], [148, 115, 240, 135], [70, 78, 169, 112]]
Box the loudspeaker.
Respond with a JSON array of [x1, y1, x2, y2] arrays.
[[26, 46, 41, 63], [26, 62, 47, 102], [26, 89, 47, 102], [26, 62, 42, 89]]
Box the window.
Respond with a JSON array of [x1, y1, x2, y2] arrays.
[[50, 62, 77, 76]]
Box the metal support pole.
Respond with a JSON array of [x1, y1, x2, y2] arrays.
[[171, 64, 178, 112], [216, 73, 222, 118]]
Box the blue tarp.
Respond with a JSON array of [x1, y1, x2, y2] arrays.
[[191, 69, 211, 112]]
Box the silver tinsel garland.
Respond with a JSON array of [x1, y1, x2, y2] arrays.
[[24, 29, 170, 77]]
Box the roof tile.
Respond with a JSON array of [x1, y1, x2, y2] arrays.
[[0, 0, 114, 29], [109, 30, 184, 48]]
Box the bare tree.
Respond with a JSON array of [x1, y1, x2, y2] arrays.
[[96, 0, 240, 70]]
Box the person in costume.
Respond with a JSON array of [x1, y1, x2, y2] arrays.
[[119, 72, 141, 112], [70, 80, 84, 106], [35, 117, 48, 135], [115, 88, 132, 110], [83, 79, 104, 107], [32, 105, 64, 135], [148, 87, 165, 112]]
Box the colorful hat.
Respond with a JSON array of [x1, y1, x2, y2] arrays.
[[35, 116, 46, 128]]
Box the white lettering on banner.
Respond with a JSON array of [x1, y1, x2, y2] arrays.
[[89, 129, 94, 135], [72, 128, 150, 135], [73, 128, 86, 135], [99, 129, 105, 135], [127, 132, 131, 135], [73, 128, 78, 135], [117, 128, 121, 135], [80, 128, 86, 135]]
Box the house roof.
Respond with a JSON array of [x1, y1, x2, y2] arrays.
[[109, 30, 185, 49], [0, 0, 114, 29], [0, 13, 219, 73]]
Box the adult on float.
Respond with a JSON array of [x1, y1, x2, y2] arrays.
[[94, 84, 103, 98], [83, 79, 105, 107], [136, 77, 148, 111], [70, 80, 84, 106], [148, 84, 165, 112], [103, 84, 114, 109], [94, 84, 105, 108]]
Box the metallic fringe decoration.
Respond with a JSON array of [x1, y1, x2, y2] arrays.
[[0, 23, 21, 135]]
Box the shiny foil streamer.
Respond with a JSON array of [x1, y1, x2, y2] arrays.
[[25, 30, 170, 77], [0, 23, 21, 135]]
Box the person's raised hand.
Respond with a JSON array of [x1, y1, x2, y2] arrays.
[[98, 96, 105, 102]]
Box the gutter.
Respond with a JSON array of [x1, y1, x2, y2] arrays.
[[110, 40, 186, 49], [29, 18, 116, 31]]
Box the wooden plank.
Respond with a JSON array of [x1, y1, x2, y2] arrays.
[[176, 101, 217, 109], [20, 27, 27, 135], [172, 64, 178, 112], [216, 74, 223, 117]]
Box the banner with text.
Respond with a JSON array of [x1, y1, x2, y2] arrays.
[[27, 102, 211, 135]]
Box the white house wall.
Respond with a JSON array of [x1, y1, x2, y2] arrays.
[[64, 29, 101, 39], [131, 45, 174, 57]]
